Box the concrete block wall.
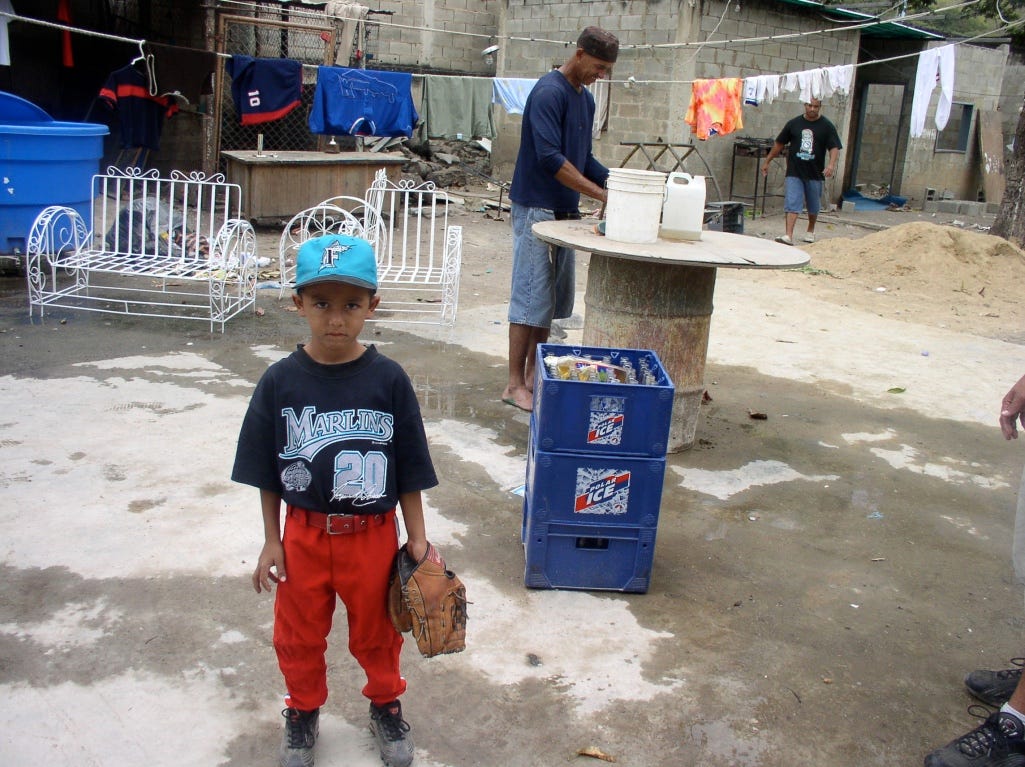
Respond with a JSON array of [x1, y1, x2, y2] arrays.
[[493, 0, 860, 207], [854, 83, 905, 191], [898, 41, 1007, 204], [998, 49, 1024, 167], [369, 0, 500, 74], [698, 0, 859, 209]]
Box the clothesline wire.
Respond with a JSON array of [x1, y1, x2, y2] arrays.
[[1, 7, 1019, 89], [619, 19, 1025, 85], [213, 0, 983, 51]]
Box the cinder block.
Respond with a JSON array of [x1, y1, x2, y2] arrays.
[[922, 199, 939, 213], [937, 200, 961, 214], [987, 202, 1002, 215]]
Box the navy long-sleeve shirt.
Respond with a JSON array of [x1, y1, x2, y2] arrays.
[[509, 70, 608, 214]]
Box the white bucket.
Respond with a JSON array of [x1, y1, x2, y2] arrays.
[[604, 168, 667, 243]]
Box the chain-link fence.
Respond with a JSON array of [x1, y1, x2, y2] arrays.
[[214, 14, 342, 166]]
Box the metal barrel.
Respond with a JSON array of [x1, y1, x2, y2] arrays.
[[582, 253, 716, 452]]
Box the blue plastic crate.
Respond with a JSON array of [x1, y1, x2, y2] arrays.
[[525, 423, 666, 528], [524, 517, 657, 593], [533, 343, 674, 457]]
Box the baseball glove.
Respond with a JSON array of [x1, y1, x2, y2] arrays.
[[387, 542, 467, 657]]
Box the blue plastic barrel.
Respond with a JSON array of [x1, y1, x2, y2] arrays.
[[0, 91, 108, 254]]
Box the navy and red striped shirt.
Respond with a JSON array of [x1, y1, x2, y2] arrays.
[[99, 65, 178, 150]]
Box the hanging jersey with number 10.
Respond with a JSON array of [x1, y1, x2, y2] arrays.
[[225, 55, 303, 126]]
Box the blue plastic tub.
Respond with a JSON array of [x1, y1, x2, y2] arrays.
[[0, 92, 108, 254]]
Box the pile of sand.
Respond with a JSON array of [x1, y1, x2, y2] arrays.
[[791, 222, 1025, 341]]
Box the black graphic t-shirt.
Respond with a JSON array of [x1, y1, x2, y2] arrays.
[[776, 115, 842, 182], [232, 345, 438, 515]]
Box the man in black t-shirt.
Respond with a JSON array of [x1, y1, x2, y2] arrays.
[[760, 99, 842, 246]]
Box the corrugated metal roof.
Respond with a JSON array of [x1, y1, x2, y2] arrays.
[[776, 0, 945, 39]]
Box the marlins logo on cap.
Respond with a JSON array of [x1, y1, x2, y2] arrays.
[[295, 234, 378, 291]]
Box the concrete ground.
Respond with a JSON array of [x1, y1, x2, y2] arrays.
[[1, 199, 1022, 767]]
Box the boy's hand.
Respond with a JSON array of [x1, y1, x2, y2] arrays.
[[252, 540, 286, 593], [405, 537, 429, 563]]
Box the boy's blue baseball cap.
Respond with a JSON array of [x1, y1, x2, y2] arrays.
[[295, 234, 378, 292]]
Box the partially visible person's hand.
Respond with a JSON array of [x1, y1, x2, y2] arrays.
[[824, 166, 835, 179], [252, 540, 286, 593], [1000, 374, 1025, 440]]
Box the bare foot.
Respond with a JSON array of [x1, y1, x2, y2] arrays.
[[501, 386, 533, 412]]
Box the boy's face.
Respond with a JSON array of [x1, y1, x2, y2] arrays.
[[293, 281, 380, 365]]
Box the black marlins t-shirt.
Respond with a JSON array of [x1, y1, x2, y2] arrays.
[[232, 345, 438, 514]]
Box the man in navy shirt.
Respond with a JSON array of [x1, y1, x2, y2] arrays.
[[501, 26, 618, 413]]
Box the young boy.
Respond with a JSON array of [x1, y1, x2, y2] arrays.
[[232, 233, 437, 767]]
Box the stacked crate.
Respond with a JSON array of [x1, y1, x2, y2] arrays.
[[523, 344, 674, 593]]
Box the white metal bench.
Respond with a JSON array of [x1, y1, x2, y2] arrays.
[[25, 167, 258, 332], [277, 170, 462, 326]]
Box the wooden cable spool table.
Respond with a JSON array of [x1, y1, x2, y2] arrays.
[[532, 219, 809, 452]]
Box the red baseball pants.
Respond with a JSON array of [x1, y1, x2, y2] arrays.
[[273, 507, 405, 711]]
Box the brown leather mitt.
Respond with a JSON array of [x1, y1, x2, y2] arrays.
[[387, 542, 467, 657]]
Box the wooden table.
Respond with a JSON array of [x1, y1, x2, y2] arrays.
[[221, 150, 406, 224], [532, 219, 809, 452]]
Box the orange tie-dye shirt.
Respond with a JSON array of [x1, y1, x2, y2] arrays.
[[684, 78, 744, 140]]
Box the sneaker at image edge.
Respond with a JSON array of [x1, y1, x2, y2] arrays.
[[280, 707, 319, 767], [966, 664, 1024, 707], [803, 233, 816, 243], [924, 711, 1025, 767], [774, 234, 793, 246], [369, 700, 414, 767]]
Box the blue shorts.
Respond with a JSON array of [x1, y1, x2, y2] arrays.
[[508, 203, 575, 328], [784, 177, 823, 216]]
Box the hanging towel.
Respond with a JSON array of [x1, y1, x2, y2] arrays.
[[324, 1, 368, 66], [147, 42, 217, 104], [587, 79, 609, 138], [910, 44, 956, 138], [824, 64, 854, 96], [99, 64, 179, 150], [492, 77, 537, 115], [309, 65, 418, 137], [225, 56, 303, 125], [684, 77, 744, 140], [419, 74, 495, 140], [743, 74, 779, 106], [0, 0, 12, 67], [782, 68, 827, 102]]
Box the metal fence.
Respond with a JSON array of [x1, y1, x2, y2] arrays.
[[213, 14, 339, 165]]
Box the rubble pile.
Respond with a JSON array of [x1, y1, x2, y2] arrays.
[[399, 137, 498, 189]]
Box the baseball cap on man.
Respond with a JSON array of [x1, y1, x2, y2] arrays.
[[295, 234, 378, 292], [577, 26, 619, 63]]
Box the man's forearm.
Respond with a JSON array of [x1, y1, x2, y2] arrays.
[[554, 160, 607, 204]]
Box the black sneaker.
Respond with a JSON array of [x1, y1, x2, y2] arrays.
[[924, 711, 1025, 767], [280, 707, 319, 767], [967, 661, 1025, 707], [369, 700, 414, 767]]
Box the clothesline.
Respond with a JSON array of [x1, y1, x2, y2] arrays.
[[2, 8, 1020, 91], [1, 0, 995, 69], [214, 0, 982, 51]]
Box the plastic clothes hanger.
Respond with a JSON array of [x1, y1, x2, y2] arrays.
[[130, 40, 157, 95]]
